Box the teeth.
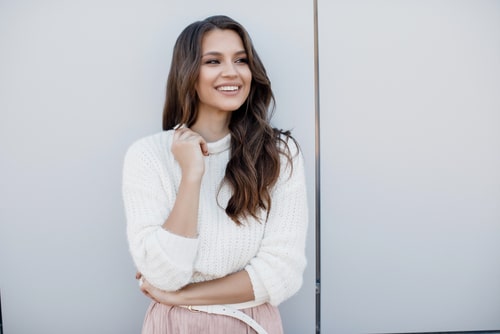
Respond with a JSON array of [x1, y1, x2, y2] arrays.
[[217, 86, 239, 91]]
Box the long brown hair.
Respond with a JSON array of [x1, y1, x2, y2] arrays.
[[163, 15, 296, 224]]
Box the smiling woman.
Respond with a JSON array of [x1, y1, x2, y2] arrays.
[[195, 29, 252, 124], [122, 15, 308, 334]]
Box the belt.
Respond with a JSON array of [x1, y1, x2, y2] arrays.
[[181, 300, 268, 334]]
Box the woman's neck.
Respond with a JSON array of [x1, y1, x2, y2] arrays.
[[191, 113, 231, 142]]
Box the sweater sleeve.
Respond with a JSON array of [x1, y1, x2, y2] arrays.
[[244, 139, 309, 306], [122, 138, 199, 291]]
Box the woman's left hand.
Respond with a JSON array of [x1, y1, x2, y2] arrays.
[[137, 272, 181, 305]]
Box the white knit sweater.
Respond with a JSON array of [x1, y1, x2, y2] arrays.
[[122, 130, 308, 306]]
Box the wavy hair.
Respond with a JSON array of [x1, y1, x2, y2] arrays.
[[163, 15, 296, 224]]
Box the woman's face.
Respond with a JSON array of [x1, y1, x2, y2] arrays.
[[195, 29, 252, 118]]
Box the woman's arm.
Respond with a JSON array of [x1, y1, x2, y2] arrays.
[[161, 128, 208, 238], [139, 270, 255, 306], [123, 129, 208, 291], [244, 140, 309, 306]]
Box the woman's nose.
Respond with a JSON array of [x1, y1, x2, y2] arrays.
[[221, 62, 238, 77]]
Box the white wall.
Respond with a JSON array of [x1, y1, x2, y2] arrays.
[[0, 1, 315, 333], [319, 1, 500, 333]]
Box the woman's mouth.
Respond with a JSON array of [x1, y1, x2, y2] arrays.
[[216, 85, 240, 92]]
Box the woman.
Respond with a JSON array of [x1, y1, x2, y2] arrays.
[[122, 15, 308, 334]]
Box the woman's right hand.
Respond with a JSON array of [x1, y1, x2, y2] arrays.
[[171, 127, 209, 181]]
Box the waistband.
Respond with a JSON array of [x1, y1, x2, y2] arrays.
[[179, 300, 268, 334], [223, 299, 266, 310]]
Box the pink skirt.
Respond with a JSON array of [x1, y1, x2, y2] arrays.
[[141, 301, 284, 334]]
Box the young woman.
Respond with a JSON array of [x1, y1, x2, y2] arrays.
[[122, 15, 308, 334]]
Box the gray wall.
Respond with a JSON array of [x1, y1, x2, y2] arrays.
[[319, 1, 500, 333], [2, 1, 500, 334], [0, 1, 315, 333]]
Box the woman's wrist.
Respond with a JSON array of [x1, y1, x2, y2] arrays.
[[175, 284, 196, 306], [169, 289, 185, 306], [180, 172, 204, 184]]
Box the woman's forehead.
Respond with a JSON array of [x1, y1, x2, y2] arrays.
[[201, 29, 245, 54]]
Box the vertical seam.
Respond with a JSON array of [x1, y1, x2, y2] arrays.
[[313, 0, 321, 333]]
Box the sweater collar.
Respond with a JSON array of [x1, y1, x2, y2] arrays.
[[207, 133, 231, 154]]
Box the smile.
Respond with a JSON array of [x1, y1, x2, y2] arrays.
[[216, 86, 240, 92]]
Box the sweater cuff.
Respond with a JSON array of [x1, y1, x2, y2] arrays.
[[155, 228, 199, 268], [245, 265, 269, 304]]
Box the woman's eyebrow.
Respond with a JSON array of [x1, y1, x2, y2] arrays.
[[202, 50, 247, 57]]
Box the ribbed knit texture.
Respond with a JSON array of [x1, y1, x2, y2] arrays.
[[122, 130, 308, 306]]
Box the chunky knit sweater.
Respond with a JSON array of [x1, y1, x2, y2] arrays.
[[122, 130, 308, 306]]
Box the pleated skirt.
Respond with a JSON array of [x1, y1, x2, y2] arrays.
[[141, 301, 284, 334]]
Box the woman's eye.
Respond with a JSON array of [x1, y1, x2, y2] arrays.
[[235, 58, 249, 64], [205, 59, 220, 65]]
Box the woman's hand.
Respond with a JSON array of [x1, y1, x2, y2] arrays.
[[160, 127, 207, 238], [137, 272, 181, 305], [171, 127, 209, 181]]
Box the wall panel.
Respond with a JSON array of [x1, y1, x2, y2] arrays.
[[318, 1, 500, 333], [0, 1, 315, 333]]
